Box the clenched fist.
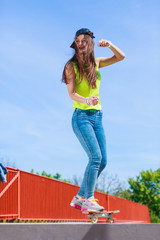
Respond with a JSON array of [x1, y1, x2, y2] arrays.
[[88, 96, 99, 106], [98, 39, 112, 48]]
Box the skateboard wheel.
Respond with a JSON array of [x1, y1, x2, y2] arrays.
[[108, 218, 113, 223], [91, 215, 98, 224]]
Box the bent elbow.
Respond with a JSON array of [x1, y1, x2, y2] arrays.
[[120, 54, 126, 61], [69, 92, 76, 100]]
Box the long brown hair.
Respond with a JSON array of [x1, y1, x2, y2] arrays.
[[62, 35, 98, 88]]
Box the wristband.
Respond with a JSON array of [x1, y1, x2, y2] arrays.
[[85, 97, 90, 105], [107, 41, 112, 48]]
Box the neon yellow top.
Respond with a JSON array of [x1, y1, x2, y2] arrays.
[[72, 62, 102, 110]]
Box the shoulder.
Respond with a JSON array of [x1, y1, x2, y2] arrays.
[[65, 61, 74, 70], [64, 61, 75, 74], [63, 61, 76, 83]]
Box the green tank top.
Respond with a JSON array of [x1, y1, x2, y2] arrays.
[[72, 61, 102, 110]]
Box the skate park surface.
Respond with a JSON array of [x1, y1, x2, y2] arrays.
[[0, 222, 159, 240]]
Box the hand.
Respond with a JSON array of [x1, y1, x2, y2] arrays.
[[88, 96, 99, 106], [98, 39, 111, 47]]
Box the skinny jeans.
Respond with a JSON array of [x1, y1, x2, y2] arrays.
[[72, 108, 107, 199]]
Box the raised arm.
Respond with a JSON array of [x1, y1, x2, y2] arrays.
[[65, 62, 99, 106], [95, 40, 125, 68]]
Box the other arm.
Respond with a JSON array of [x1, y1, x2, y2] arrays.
[[96, 40, 125, 68]]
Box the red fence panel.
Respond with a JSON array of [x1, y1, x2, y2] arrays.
[[20, 170, 88, 221], [0, 168, 19, 219], [107, 195, 151, 223], [0, 167, 151, 223]]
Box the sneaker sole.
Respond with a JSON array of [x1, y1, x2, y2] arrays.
[[81, 207, 104, 213]]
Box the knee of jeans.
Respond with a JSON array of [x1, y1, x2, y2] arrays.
[[91, 153, 102, 166]]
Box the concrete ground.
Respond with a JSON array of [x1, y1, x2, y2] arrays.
[[0, 223, 159, 240]]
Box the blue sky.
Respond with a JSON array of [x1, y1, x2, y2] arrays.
[[0, 0, 160, 184]]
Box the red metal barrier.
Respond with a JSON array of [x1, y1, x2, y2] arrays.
[[0, 168, 19, 219], [0, 167, 151, 223]]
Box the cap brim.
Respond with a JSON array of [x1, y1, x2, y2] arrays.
[[70, 41, 75, 48]]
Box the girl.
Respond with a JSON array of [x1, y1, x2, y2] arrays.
[[62, 28, 125, 212]]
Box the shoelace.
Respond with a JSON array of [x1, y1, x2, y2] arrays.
[[89, 199, 99, 205]]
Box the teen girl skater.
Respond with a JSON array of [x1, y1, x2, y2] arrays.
[[62, 28, 125, 212]]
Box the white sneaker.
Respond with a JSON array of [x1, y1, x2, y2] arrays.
[[70, 196, 84, 210], [81, 198, 104, 213]]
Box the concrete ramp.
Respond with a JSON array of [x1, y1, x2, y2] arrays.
[[0, 223, 159, 240]]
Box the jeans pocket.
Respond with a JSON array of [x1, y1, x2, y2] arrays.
[[77, 110, 87, 119]]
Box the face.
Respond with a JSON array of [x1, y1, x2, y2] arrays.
[[75, 34, 88, 53]]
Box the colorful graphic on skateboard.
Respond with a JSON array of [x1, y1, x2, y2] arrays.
[[83, 209, 120, 224]]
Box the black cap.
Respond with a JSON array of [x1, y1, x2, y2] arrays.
[[70, 28, 95, 48]]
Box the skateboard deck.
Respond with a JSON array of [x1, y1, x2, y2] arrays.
[[83, 209, 120, 224]]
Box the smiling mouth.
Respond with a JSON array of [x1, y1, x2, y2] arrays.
[[79, 47, 85, 50]]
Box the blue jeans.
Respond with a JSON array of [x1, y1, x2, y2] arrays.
[[72, 108, 107, 199]]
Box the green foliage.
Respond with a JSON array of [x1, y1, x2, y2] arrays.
[[150, 210, 160, 223], [53, 173, 61, 180], [128, 169, 160, 222], [114, 188, 131, 200], [41, 171, 49, 177], [62, 179, 71, 183], [14, 219, 18, 223]]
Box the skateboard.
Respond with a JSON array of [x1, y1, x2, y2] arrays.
[[83, 209, 120, 224]]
